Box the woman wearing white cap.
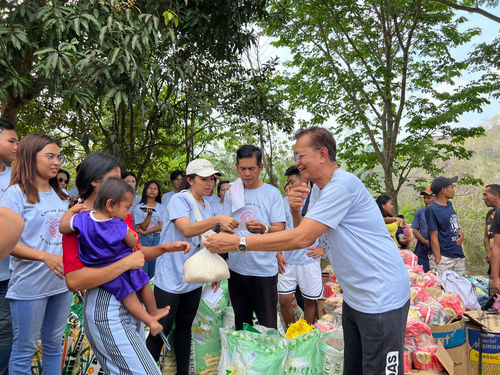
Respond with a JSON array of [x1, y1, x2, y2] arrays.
[[146, 159, 238, 374]]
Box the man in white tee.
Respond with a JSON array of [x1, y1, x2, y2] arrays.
[[223, 145, 286, 330]]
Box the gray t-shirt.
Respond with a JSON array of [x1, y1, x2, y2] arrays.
[[306, 168, 410, 314], [1, 184, 69, 299]]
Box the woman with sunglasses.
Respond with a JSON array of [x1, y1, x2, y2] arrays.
[[57, 169, 70, 192], [0, 133, 72, 374]]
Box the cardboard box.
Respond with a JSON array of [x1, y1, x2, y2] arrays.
[[431, 317, 467, 375], [465, 311, 500, 375]]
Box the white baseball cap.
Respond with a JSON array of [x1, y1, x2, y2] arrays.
[[186, 159, 221, 177]]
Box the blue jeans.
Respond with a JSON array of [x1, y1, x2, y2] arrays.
[[139, 232, 160, 278], [9, 291, 73, 375], [0, 279, 12, 375]]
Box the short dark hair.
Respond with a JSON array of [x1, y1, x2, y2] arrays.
[[76, 152, 121, 200], [285, 165, 301, 177], [217, 180, 230, 197], [140, 180, 162, 204], [94, 177, 134, 211], [236, 145, 262, 165], [122, 171, 137, 181], [375, 194, 392, 217], [58, 169, 70, 181], [0, 119, 15, 132], [294, 126, 336, 161], [397, 214, 405, 219], [170, 170, 185, 181], [486, 184, 500, 197]]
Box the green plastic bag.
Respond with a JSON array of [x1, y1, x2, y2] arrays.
[[319, 328, 344, 375], [284, 329, 324, 375], [189, 282, 230, 375], [190, 299, 224, 375], [218, 328, 288, 375]]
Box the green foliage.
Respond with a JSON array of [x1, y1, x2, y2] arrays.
[[4, 0, 287, 184], [263, 0, 497, 210]]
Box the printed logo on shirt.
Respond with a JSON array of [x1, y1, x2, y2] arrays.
[[42, 210, 64, 239], [239, 207, 258, 222], [385, 351, 399, 375]]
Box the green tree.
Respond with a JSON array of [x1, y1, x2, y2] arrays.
[[264, 0, 498, 211], [3, 0, 268, 180]]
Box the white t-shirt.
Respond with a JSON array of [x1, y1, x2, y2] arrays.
[[282, 196, 319, 265], [155, 191, 214, 294], [225, 183, 286, 277], [0, 165, 12, 281], [306, 168, 410, 314], [0, 184, 69, 299]]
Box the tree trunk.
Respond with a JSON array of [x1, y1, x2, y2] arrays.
[[0, 94, 24, 125], [383, 167, 399, 215]]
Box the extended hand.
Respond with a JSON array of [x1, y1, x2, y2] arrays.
[[205, 233, 239, 253], [218, 215, 239, 234], [162, 241, 191, 254]]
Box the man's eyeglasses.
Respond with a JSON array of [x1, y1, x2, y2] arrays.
[[44, 153, 66, 164], [58, 178, 69, 184], [293, 148, 320, 164]]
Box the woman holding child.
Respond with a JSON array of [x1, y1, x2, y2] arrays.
[[62, 152, 189, 375]]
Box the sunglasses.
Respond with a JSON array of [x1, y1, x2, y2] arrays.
[[58, 177, 69, 184]]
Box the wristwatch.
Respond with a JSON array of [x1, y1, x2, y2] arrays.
[[237, 237, 247, 253], [263, 224, 269, 234]]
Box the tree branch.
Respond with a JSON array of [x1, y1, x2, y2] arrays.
[[433, 0, 500, 23]]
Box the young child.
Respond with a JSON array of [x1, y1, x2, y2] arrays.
[[60, 177, 169, 335]]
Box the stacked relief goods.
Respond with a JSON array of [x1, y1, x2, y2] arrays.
[[400, 250, 468, 374], [217, 318, 344, 375]]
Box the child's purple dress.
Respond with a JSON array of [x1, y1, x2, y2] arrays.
[[72, 211, 150, 301]]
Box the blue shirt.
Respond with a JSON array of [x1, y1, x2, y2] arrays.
[[133, 202, 165, 231], [425, 201, 464, 258], [412, 207, 429, 257], [1, 185, 69, 299], [282, 196, 319, 265], [155, 191, 214, 293], [224, 183, 286, 277], [306, 168, 410, 314], [161, 191, 175, 208], [0, 165, 12, 281]]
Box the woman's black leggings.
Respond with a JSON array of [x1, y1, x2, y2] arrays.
[[146, 286, 202, 375]]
